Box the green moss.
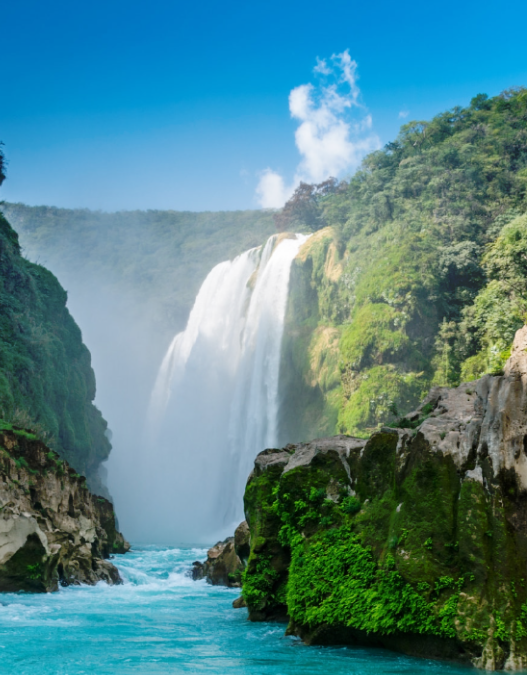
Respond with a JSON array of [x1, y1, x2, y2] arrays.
[[285, 526, 468, 638], [242, 425, 527, 657], [26, 563, 43, 581]]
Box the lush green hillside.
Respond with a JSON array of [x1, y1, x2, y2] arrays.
[[0, 165, 111, 491], [5, 89, 527, 446], [1, 204, 275, 336], [279, 88, 527, 439]]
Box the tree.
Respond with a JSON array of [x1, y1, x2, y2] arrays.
[[0, 143, 5, 187], [274, 178, 340, 232]]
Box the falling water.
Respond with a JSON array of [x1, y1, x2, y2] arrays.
[[145, 233, 309, 543]]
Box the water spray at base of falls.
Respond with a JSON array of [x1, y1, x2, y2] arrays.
[[145, 233, 309, 543]]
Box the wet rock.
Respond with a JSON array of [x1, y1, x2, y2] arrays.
[[232, 595, 247, 609], [190, 561, 205, 580], [199, 536, 244, 587], [191, 529, 247, 588], [234, 520, 250, 563]]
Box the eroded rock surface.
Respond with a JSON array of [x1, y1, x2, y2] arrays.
[[0, 428, 129, 592], [240, 326, 527, 670], [192, 527, 247, 587]]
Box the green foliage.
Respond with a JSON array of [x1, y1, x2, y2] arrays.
[[340, 495, 361, 515], [274, 179, 340, 233], [14, 456, 29, 470], [26, 563, 42, 580], [242, 552, 281, 608], [285, 526, 470, 638], [339, 365, 425, 436], [0, 420, 37, 441], [2, 203, 276, 341], [0, 213, 111, 485], [279, 89, 527, 436]]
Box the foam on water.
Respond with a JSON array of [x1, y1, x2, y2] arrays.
[[0, 547, 483, 675]]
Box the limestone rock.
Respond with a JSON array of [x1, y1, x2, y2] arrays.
[[192, 531, 245, 587], [232, 595, 247, 609], [0, 428, 129, 592], [234, 520, 250, 563], [240, 326, 527, 670]]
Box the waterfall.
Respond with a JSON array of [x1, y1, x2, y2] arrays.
[[145, 232, 309, 542]]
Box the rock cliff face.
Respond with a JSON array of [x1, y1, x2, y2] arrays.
[[0, 426, 128, 592], [241, 326, 527, 670], [0, 210, 112, 494]]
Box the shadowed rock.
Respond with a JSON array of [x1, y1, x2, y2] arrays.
[[0, 428, 129, 592], [191, 528, 246, 587], [241, 326, 527, 670]]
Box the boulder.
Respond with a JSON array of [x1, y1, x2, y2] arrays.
[[240, 326, 527, 669], [0, 428, 129, 591], [192, 533, 245, 587]]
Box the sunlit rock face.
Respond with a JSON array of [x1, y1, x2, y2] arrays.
[[240, 325, 527, 671], [0, 428, 128, 592]]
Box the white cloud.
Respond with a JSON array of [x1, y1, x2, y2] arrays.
[[313, 57, 332, 76], [255, 169, 293, 209], [399, 110, 409, 119], [256, 50, 380, 208]]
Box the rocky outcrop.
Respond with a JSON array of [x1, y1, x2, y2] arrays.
[[240, 326, 527, 670], [192, 521, 249, 588], [0, 426, 129, 592]]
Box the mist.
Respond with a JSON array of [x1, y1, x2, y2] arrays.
[[142, 233, 308, 543], [5, 204, 288, 544]]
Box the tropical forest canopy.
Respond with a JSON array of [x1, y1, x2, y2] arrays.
[[3, 88, 527, 441], [278, 88, 527, 437]]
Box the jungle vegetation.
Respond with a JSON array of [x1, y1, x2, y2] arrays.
[[2, 204, 276, 338], [0, 146, 111, 490], [279, 88, 527, 437]]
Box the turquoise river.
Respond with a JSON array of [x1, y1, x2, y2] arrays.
[[0, 546, 485, 674]]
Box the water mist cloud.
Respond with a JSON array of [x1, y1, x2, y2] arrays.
[[256, 50, 380, 208]]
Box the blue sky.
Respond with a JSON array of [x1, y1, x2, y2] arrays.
[[2, 0, 527, 212]]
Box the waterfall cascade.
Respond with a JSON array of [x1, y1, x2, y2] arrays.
[[146, 233, 309, 542]]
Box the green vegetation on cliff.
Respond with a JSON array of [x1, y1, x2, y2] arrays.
[[0, 153, 111, 489], [1, 204, 276, 336], [279, 88, 527, 439]]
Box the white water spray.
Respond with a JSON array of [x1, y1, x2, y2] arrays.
[[145, 233, 308, 542]]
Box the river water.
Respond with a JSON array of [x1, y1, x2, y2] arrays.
[[0, 546, 478, 675]]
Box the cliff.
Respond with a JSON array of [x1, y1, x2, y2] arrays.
[[278, 89, 527, 442], [0, 210, 111, 491], [0, 424, 128, 592], [242, 326, 527, 670]]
